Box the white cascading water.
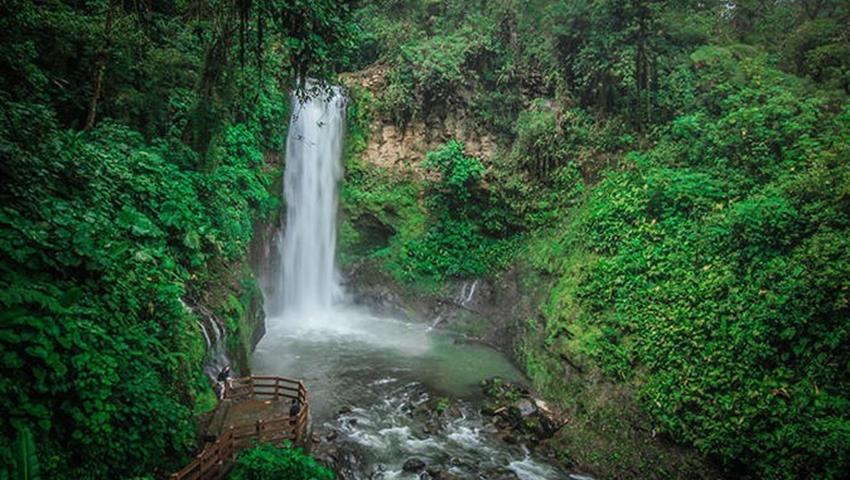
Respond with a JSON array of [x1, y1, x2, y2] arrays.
[[277, 86, 346, 320]]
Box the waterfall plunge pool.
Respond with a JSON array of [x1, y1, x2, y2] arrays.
[[251, 307, 576, 480]]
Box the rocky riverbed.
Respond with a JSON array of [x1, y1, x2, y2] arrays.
[[311, 376, 594, 480]]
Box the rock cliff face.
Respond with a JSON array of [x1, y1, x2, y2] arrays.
[[342, 65, 497, 175], [360, 114, 497, 172], [204, 152, 283, 376], [246, 215, 277, 348], [245, 152, 285, 350], [248, 212, 281, 339]]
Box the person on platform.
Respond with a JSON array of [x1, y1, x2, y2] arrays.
[[216, 365, 232, 399], [289, 397, 301, 425]]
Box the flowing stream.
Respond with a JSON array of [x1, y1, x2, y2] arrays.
[[253, 87, 576, 479]]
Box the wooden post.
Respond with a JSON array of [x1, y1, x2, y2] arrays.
[[274, 378, 280, 400], [230, 426, 236, 459]]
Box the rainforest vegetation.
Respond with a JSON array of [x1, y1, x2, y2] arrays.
[[1, 0, 849, 479], [0, 1, 355, 478], [339, 1, 850, 478]]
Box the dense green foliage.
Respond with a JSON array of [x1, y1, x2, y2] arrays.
[[394, 140, 516, 279], [0, 1, 355, 478], [3, 0, 850, 478], [227, 442, 334, 480], [340, 100, 520, 283], [528, 49, 850, 477], [341, 1, 850, 478]]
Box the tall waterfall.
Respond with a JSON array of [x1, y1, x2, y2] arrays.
[[276, 87, 346, 318]]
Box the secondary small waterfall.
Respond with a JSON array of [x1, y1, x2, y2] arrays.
[[275, 86, 346, 318]]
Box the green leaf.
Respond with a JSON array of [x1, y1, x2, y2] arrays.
[[13, 426, 41, 480]]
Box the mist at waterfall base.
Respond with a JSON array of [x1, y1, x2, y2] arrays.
[[253, 87, 574, 479]]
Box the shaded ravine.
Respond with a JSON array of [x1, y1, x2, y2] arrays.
[[253, 86, 583, 479]]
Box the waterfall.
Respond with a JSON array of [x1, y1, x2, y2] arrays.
[[461, 279, 479, 306], [275, 86, 346, 319]]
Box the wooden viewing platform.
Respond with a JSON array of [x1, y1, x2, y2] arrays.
[[170, 376, 310, 480]]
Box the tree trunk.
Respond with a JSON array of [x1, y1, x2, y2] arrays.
[[84, 1, 114, 130], [633, 0, 651, 132]]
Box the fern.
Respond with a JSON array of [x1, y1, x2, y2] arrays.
[[13, 427, 40, 480]]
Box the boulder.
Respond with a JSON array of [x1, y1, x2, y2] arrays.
[[515, 399, 537, 417], [426, 467, 459, 479], [403, 457, 426, 473]]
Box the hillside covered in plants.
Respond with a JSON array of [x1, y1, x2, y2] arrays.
[[0, 1, 356, 478], [2, 0, 849, 479], [337, 1, 850, 478]]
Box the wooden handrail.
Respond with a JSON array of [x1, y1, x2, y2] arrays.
[[224, 376, 307, 403], [170, 376, 310, 480]]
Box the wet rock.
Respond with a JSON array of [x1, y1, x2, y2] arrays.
[[338, 406, 353, 415], [311, 441, 346, 473], [481, 423, 499, 434], [494, 414, 512, 430], [369, 463, 387, 479], [515, 399, 537, 417], [481, 376, 567, 450], [326, 430, 339, 442], [403, 458, 426, 473], [426, 467, 458, 480], [482, 466, 521, 480]]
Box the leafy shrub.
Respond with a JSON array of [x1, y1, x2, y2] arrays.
[[379, 66, 419, 128], [509, 101, 600, 180], [228, 443, 334, 480], [782, 19, 850, 90], [346, 140, 520, 282], [529, 50, 850, 478], [407, 141, 518, 279], [0, 114, 280, 478], [470, 88, 523, 139], [379, 30, 492, 127], [423, 140, 485, 208]]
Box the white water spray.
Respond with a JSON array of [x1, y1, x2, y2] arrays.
[[276, 86, 346, 318]]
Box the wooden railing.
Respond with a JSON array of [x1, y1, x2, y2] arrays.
[[170, 376, 310, 480], [225, 375, 308, 405]]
